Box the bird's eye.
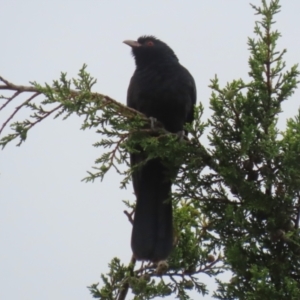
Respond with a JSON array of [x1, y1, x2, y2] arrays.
[[146, 41, 154, 47]]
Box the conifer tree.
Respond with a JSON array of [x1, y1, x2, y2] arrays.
[[1, 0, 300, 299]]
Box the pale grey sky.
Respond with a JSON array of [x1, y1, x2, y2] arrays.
[[1, 1, 300, 299]]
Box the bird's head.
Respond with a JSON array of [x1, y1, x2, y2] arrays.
[[123, 36, 178, 67]]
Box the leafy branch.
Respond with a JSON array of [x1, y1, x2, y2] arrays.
[[0, 65, 148, 147], [2, 1, 300, 299]]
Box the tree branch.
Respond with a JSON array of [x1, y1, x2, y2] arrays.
[[117, 255, 136, 300]]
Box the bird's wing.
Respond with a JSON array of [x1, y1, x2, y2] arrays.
[[126, 73, 138, 110], [185, 68, 197, 125]]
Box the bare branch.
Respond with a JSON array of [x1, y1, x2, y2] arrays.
[[0, 76, 39, 92]]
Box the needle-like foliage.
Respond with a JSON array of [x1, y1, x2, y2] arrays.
[[1, 1, 300, 299]]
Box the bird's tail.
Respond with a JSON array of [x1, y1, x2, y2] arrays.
[[131, 155, 173, 262]]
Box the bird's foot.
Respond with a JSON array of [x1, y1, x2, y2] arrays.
[[149, 117, 157, 130], [155, 260, 169, 275], [176, 130, 186, 141]]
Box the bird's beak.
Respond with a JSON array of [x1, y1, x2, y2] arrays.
[[123, 40, 142, 48]]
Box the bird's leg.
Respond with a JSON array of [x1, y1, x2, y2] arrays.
[[155, 260, 169, 275], [176, 130, 186, 142], [149, 117, 157, 130], [141, 260, 145, 273]]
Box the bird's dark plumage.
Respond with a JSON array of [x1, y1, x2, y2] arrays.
[[124, 36, 196, 261]]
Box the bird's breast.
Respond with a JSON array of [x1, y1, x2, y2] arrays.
[[133, 67, 191, 132]]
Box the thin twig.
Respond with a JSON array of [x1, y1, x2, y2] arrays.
[[0, 92, 40, 135], [0, 90, 21, 110], [123, 210, 134, 225], [27, 104, 63, 130]]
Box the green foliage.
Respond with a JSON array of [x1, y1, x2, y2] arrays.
[[1, 0, 300, 299], [207, 1, 300, 299]]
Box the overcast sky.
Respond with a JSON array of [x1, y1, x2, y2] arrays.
[[1, 1, 300, 299]]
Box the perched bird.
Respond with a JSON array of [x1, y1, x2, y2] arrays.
[[124, 36, 196, 262]]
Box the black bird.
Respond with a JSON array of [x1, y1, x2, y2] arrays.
[[124, 36, 196, 262]]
